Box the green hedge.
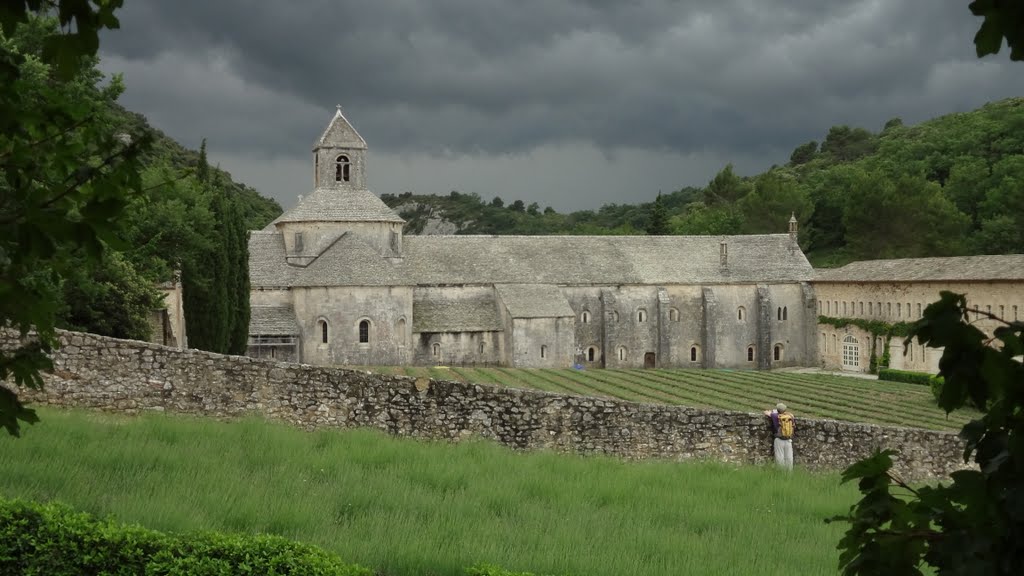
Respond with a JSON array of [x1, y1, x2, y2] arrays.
[[0, 498, 371, 576], [877, 368, 939, 387]]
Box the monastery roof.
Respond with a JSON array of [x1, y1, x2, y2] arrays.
[[249, 233, 813, 288], [272, 188, 405, 225], [402, 234, 812, 285], [814, 254, 1024, 283], [249, 232, 292, 286], [495, 284, 575, 318], [249, 306, 299, 335], [413, 291, 502, 333], [315, 106, 367, 150]]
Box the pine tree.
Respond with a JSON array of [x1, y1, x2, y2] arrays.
[[647, 192, 671, 235]]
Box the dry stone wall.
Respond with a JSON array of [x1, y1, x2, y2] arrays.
[[2, 330, 966, 481]]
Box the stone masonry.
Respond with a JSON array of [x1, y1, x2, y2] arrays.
[[4, 330, 967, 482]]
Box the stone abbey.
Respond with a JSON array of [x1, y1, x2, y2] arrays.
[[245, 108, 1024, 373]]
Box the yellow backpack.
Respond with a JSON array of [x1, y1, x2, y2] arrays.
[[777, 412, 795, 439]]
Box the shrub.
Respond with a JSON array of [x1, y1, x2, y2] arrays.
[[0, 498, 371, 576], [877, 368, 934, 386]]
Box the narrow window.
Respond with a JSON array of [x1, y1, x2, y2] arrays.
[[833, 300, 838, 314], [541, 345, 547, 359], [783, 306, 788, 321], [999, 305, 1005, 319], [690, 346, 698, 362], [581, 311, 590, 324], [314, 154, 319, 186], [294, 232, 304, 252], [986, 304, 992, 316], [1015, 305, 1019, 321], [747, 346, 755, 362], [817, 299, 821, 314], [480, 342, 486, 354], [897, 303, 902, 318], [774, 345, 782, 361], [843, 302, 847, 316], [831, 334, 837, 354], [637, 309, 647, 323], [777, 307, 782, 321], [876, 302, 881, 316], [887, 302, 892, 316], [669, 308, 680, 322], [917, 303, 922, 318], [358, 319, 369, 343], [738, 307, 745, 321], [335, 155, 351, 182], [907, 303, 911, 318], [909, 342, 914, 362], [397, 318, 407, 346], [858, 302, 863, 316], [868, 302, 873, 315], [432, 343, 440, 357], [319, 319, 329, 344], [588, 347, 596, 362], [618, 347, 626, 361]]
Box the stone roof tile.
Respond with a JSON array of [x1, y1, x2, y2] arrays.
[[814, 254, 1024, 282], [272, 188, 404, 225], [248, 232, 292, 286], [412, 291, 502, 332], [249, 306, 299, 335], [495, 284, 575, 318]]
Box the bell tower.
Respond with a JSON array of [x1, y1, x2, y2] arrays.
[[313, 105, 368, 190]]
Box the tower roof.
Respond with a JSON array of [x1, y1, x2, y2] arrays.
[[272, 187, 404, 225], [315, 105, 367, 150]]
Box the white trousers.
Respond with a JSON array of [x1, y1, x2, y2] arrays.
[[773, 438, 793, 470]]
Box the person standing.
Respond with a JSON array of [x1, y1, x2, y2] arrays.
[[763, 402, 795, 470]]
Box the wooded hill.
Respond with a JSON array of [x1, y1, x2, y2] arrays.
[[382, 98, 1024, 267]]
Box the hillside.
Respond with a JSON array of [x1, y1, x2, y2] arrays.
[[382, 98, 1024, 266]]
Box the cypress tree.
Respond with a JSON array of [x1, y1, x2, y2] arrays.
[[647, 192, 671, 235]]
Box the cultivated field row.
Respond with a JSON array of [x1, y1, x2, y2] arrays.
[[353, 366, 972, 431]]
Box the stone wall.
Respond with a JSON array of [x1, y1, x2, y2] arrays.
[[2, 330, 967, 482]]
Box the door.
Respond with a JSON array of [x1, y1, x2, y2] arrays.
[[643, 352, 656, 369]]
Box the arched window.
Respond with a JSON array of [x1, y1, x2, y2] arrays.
[[335, 155, 351, 182], [868, 302, 873, 315], [777, 307, 782, 320], [480, 341, 486, 354], [669, 308, 680, 322], [843, 302, 847, 315], [432, 343, 440, 357], [581, 310, 590, 324], [842, 335, 860, 368], [737, 306, 746, 321], [637, 309, 647, 323], [618, 347, 626, 361], [782, 306, 788, 321], [318, 319, 329, 344], [897, 302, 902, 318], [887, 302, 892, 317], [858, 302, 863, 316], [541, 345, 547, 359], [826, 301, 831, 315], [358, 319, 370, 343], [588, 347, 596, 362], [690, 346, 698, 362], [831, 334, 837, 354], [774, 344, 783, 361], [747, 346, 755, 362], [396, 318, 407, 347]]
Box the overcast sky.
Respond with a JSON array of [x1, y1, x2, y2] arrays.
[[98, 0, 1024, 212]]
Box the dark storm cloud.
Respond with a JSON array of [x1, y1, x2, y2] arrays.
[[96, 0, 1024, 208]]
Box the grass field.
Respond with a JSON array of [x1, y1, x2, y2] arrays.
[[355, 366, 972, 431], [1, 408, 860, 576]]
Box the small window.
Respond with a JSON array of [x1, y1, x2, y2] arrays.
[[1014, 305, 1018, 320], [358, 319, 370, 343], [833, 300, 838, 314], [868, 302, 873, 315], [858, 302, 863, 316], [876, 302, 881, 316], [783, 306, 788, 321], [669, 308, 680, 322], [738, 306, 746, 321], [432, 343, 440, 357], [335, 155, 351, 182], [907, 303, 912, 317], [618, 347, 626, 361], [318, 319, 329, 344], [986, 304, 992, 316], [637, 309, 647, 323], [908, 342, 914, 362], [588, 347, 596, 362], [294, 232, 304, 252], [887, 302, 892, 316], [541, 345, 547, 359], [747, 346, 755, 362], [817, 299, 822, 314], [690, 346, 698, 362], [581, 310, 590, 324], [397, 318, 407, 347], [917, 303, 922, 318], [999, 305, 1005, 319], [897, 303, 902, 318], [480, 342, 486, 354], [773, 344, 782, 361], [777, 307, 782, 321], [825, 301, 830, 315], [843, 302, 847, 315]]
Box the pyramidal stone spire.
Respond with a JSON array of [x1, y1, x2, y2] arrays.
[[313, 105, 368, 189]]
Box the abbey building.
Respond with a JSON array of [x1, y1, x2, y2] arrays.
[[246, 108, 1024, 372]]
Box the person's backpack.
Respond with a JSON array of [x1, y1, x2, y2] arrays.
[[777, 412, 795, 439]]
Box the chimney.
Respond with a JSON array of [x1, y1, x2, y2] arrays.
[[719, 241, 728, 266], [788, 212, 798, 242]]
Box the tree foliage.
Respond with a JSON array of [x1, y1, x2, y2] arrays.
[[830, 292, 1024, 575], [646, 192, 670, 235], [0, 4, 145, 436]]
